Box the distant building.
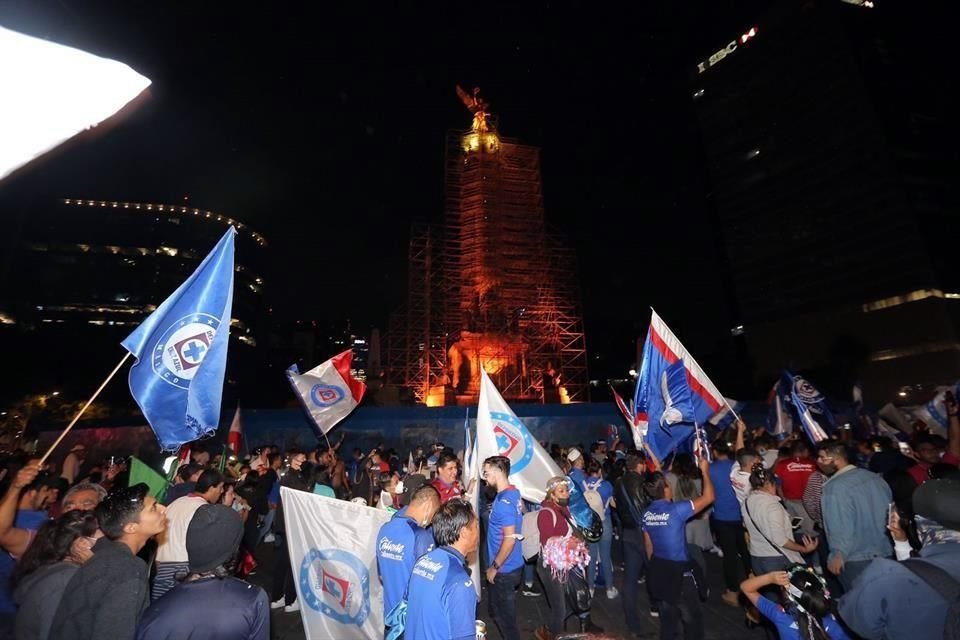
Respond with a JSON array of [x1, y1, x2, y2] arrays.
[[691, 1, 960, 398], [0, 198, 268, 403]]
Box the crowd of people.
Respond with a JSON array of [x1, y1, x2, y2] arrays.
[[0, 395, 957, 640]]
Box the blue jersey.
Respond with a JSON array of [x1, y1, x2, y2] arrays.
[[708, 459, 740, 522], [376, 514, 435, 617], [487, 487, 524, 573], [405, 547, 476, 640], [642, 499, 695, 562], [568, 467, 587, 490], [756, 596, 850, 640]]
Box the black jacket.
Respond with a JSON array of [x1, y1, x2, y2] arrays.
[[275, 467, 312, 534], [48, 537, 150, 640], [615, 471, 647, 530]]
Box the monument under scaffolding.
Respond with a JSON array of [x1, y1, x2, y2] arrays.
[[386, 88, 588, 406]]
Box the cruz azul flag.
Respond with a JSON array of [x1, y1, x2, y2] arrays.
[[708, 398, 746, 430], [612, 385, 645, 449], [287, 350, 366, 438], [782, 370, 833, 443], [282, 488, 391, 640], [463, 409, 482, 600], [122, 228, 234, 451], [634, 309, 727, 461], [477, 369, 561, 504]]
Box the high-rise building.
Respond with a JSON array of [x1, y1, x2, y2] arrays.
[[387, 92, 588, 406], [691, 1, 960, 398]]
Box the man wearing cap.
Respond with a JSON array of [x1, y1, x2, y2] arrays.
[[839, 479, 960, 639], [567, 448, 587, 490], [61, 444, 87, 485], [136, 504, 269, 640]]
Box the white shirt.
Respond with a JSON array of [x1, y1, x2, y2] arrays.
[[730, 463, 752, 506], [156, 495, 206, 563]]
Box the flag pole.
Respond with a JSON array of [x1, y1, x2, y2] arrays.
[[38, 351, 132, 467]]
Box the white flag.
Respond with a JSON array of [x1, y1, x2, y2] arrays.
[[477, 370, 562, 504], [0, 26, 151, 181], [286, 349, 366, 436], [281, 487, 391, 640], [463, 415, 481, 599]]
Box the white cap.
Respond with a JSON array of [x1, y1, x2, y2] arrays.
[[567, 448, 582, 463]]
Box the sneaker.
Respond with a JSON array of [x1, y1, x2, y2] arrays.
[[606, 586, 619, 600], [284, 601, 300, 613], [649, 606, 659, 618], [721, 590, 740, 607], [270, 598, 285, 610], [263, 533, 276, 543], [521, 583, 542, 597]]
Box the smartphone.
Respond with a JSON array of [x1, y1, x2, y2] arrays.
[[887, 502, 897, 528]]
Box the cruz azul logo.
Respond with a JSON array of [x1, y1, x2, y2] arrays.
[[791, 376, 824, 410], [151, 314, 219, 390], [490, 411, 534, 473], [300, 548, 371, 626], [310, 384, 345, 408]]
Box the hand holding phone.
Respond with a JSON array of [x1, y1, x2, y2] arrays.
[[887, 503, 907, 541]]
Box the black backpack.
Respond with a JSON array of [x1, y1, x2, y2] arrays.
[[902, 559, 960, 640]]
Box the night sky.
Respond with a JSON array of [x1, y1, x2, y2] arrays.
[[1, 1, 777, 383]]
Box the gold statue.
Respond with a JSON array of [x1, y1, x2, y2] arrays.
[[456, 85, 490, 132]]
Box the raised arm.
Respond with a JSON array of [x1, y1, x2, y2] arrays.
[[740, 571, 790, 607], [0, 464, 40, 556], [735, 419, 746, 453], [691, 456, 715, 515]]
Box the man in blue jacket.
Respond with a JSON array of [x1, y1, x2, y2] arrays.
[[375, 484, 440, 636], [817, 440, 892, 591], [405, 500, 480, 640]]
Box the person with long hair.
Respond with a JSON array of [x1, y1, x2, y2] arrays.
[[741, 567, 851, 640], [13, 510, 100, 640], [743, 463, 818, 575]]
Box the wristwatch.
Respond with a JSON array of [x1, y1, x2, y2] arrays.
[[491, 561, 501, 571]]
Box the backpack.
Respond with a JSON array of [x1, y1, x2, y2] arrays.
[[521, 508, 557, 561], [582, 479, 605, 519], [902, 559, 960, 640]]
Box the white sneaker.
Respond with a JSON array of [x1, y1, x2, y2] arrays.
[[284, 601, 300, 613], [264, 533, 276, 543], [270, 598, 285, 610], [606, 586, 619, 600]]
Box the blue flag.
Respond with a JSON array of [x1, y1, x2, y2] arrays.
[[782, 370, 833, 443], [122, 228, 235, 450]]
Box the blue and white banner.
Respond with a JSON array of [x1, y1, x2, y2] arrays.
[[463, 410, 481, 600], [121, 228, 234, 451], [477, 369, 562, 504], [783, 370, 833, 443], [282, 487, 391, 640], [766, 379, 795, 438], [708, 398, 746, 430]]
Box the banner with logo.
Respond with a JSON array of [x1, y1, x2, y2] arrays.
[[282, 487, 392, 640], [286, 349, 366, 438], [121, 227, 234, 451], [463, 410, 481, 599], [477, 370, 562, 504]]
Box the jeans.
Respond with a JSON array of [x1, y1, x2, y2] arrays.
[[537, 561, 567, 634], [840, 557, 886, 591], [271, 534, 297, 605], [658, 575, 704, 640], [751, 554, 791, 576], [258, 508, 276, 544], [598, 514, 614, 589], [622, 528, 649, 630], [523, 558, 536, 586], [488, 567, 522, 640], [711, 519, 751, 592]]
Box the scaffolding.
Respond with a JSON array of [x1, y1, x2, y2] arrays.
[[387, 117, 588, 405]]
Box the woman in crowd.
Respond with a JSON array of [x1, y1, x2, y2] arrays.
[[741, 567, 850, 640], [13, 510, 101, 640], [583, 459, 617, 599], [665, 454, 714, 553], [534, 476, 572, 640], [742, 464, 818, 575]]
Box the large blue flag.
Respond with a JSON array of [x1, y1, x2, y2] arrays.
[[122, 228, 235, 450]]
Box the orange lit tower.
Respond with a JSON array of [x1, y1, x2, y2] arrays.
[[387, 88, 587, 406]]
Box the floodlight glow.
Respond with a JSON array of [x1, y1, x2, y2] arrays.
[[0, 26, 151, 181]]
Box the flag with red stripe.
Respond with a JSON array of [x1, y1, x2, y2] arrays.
[[634, 309, 727, 460], [286, 349, 366, 437]]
